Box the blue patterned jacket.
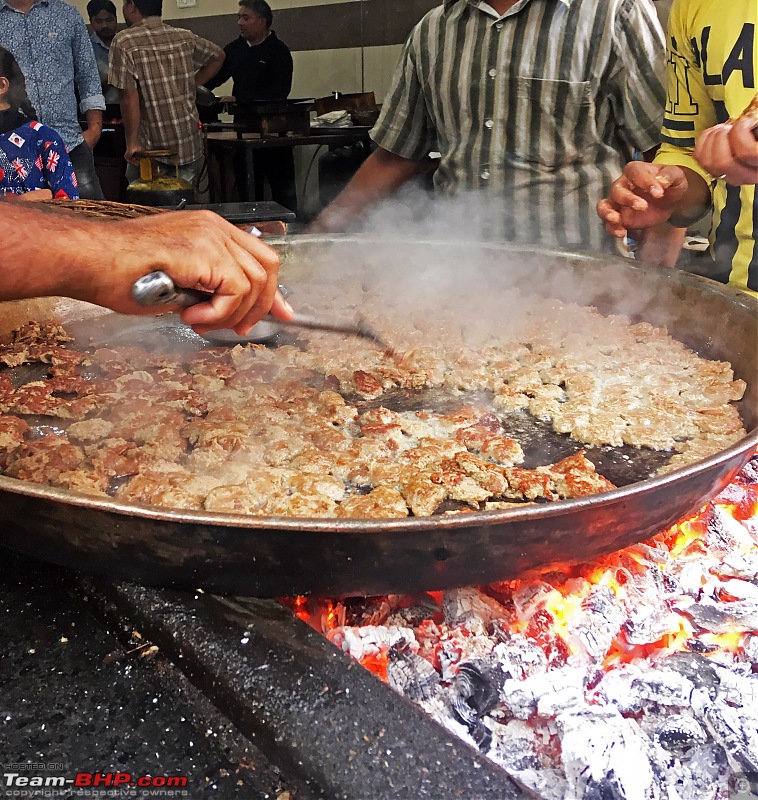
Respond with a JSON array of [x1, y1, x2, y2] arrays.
[[0, 119, 78, 198]]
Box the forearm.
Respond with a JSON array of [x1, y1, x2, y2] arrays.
[[0, 205, 105, 300], [665, 167, 712, 227], [84, 109, 103, 132], [195, 55, 224, 87], [636, 222, 687, 268], [309, 148, 420, 233], [119, 88, 141, 149]]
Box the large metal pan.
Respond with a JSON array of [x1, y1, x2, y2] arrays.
[[0, 238, 756, 596]]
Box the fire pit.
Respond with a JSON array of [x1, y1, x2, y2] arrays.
[[283, 455, 758, 799]]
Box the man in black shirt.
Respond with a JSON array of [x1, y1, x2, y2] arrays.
[[207, 0, 297, 214]]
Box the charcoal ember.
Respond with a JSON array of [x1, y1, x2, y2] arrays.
[[466, 717, 493, 752], [592, 663, 645, 714], [435, 628, 496, 681], [501, 665, 585, 720], [702, 505, 755, 555], [500, 679, 537, 720], [743, 633, 758, 666], [675, 561, 713, 597], [698, 703, 758, 774], [626, 541, 670, 566], [686, 638, 721, 655], [623, 603, 680, 646], [582, 777, 627, 799], [386, 644, 440, 702], [446, 660, 505, 752], [384, 594, 441, 627], [492, 635, 548, 681], [487, 618, 513, 644], [573, 584, 625, 660], [417, 694, 477, 748], [674, 598, 758, 634], [556, 707, 657, 800], [441, 587, 508, 629], [512, 580, 559, 622], [631, 668, 695, 706], [452, 658, 507, 717], [345, 594, 400, 626], [524, 609, 571, 668], [715, 578, 758, 602], [714, 551, 758, 581], [709, 661, 758, 706], [510, 769, 568, 800], [327, 624, 416, 661], [654, 714, 708, 755], [488, 719, 543, 772], [661, 652, 721, 695], [536, 685, 586, 717], [739, 457, 758, 483], [671, 744, 731, 800], [617, 561, 672, 608]]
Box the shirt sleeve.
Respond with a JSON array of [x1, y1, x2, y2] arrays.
[[193, 35, 224, 71], [605, 0, 667, 155], [370, 28, 435, 161], [205, 43, 232, 91], [272, 41, 293, 98], [653, 0, 714, 185], [40, 128, 79, 200], [71, 7, 106, 112], [108, 33, 136, 91]]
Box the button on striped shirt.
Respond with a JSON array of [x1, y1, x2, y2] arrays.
[[371, 0, 667, 251], [109, 16, 222, 165]]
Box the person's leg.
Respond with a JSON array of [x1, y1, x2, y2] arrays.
[[125, 163, 139, 185], [252, 149, 266, 202], [233, 148, 251, 201], [265, 147, 298, 215], [176, 156, 207, 203], [68, 142, 105, 200]]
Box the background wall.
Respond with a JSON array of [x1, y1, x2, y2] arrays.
[[68, 0, 439, 102]]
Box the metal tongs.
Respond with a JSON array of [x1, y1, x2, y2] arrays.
[[131, 270, 393, 352]]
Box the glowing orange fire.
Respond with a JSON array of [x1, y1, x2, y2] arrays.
[[282, 461, 758, 680]]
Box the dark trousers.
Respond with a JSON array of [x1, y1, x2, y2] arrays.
[[234, 146, 298, 215], [68, 141, 105, 200]]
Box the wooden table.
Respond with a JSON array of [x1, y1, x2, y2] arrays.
[[204, 126, 373, 204]]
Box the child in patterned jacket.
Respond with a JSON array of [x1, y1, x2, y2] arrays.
[[0, 47, 79, 201]]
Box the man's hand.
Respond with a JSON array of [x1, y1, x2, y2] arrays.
[[83, 211, 293, 334], [15, 189, 53, 202], [694, 119, 758, 186], [82, 126, 102, 150], [124, 141, 141, 165], [597, 162, 689, 239]]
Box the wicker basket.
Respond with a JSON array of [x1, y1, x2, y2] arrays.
[[39, 199, 166, 221]]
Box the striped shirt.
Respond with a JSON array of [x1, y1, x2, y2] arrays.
[[0, 0, 105, 152], [109, 16, 222, 165], [371, 0, 666, 251], [655, 0, 757, 296]]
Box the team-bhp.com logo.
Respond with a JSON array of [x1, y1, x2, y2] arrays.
[[3, 770, 188, 796], [731, 773, 758, 799]]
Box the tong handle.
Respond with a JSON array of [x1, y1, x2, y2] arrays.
[[132, 271, 289, 309], [132, 271, 211, 308]]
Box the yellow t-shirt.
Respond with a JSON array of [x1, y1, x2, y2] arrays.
[[655, 0, 757, 295]]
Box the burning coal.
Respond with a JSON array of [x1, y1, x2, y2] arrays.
[[281, 456, 758, 799]]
